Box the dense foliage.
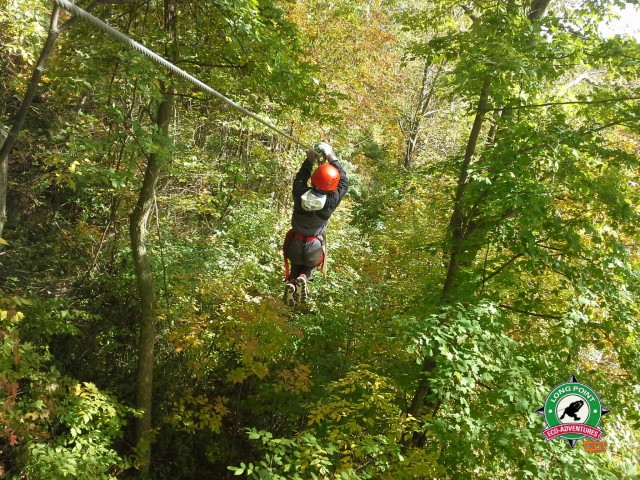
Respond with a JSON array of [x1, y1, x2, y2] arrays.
[[1, 0, 639, 478]]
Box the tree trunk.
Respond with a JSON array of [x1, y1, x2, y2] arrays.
[[130, 90, 173, 479], [0, 124, 7, 241], [528, 0, 551, 21], [440, 78, 490, 300], [131, 0, 176, 473]]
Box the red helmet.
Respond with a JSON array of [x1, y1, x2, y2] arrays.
[[311, 163, 340, 192]]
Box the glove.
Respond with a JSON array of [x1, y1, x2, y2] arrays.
[[306, 149, 320, 163], [313, 142, 336, 161]]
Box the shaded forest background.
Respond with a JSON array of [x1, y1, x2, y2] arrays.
[[1, 0, 640, 478]]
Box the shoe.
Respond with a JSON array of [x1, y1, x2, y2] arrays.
[[294, 275, 308, 302], [284, 282, 296, 306]]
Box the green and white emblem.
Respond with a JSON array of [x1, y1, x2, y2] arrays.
[[535, 374, 610, 448]]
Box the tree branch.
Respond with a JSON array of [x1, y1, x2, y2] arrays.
[[482, 252, 524, 286], [499, 304, 564, 319], [486, 96, 640, 112]]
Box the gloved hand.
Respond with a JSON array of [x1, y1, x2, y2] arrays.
[[314, 142, 336, 161], [306, 149, 320, 163]]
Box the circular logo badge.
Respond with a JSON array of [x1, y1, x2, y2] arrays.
[[536, 374, 609, 448]]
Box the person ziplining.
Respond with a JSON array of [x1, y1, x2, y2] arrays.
[[47, 1, 350, 304], [283, 142, 348, 305]]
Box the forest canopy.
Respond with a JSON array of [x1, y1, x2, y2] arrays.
[[1, 0, 639, 478]]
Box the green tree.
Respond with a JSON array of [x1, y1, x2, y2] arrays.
[[398, 0, 640, 476]]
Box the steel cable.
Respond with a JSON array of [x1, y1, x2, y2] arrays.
[[52, 0, 310, 149]]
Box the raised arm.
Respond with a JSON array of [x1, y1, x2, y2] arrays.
[[329, 157, 348, 202], [292, 150, 318, 198]]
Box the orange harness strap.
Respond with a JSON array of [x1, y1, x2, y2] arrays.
[[283, 229, 294, 281]]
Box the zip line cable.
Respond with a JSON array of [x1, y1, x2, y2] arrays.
[[52, 0, 310, 150]]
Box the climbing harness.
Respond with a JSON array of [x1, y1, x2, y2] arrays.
[[52, 0, 310, 150], [282, 229, 325, 281]]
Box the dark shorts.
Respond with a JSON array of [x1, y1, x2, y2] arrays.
[[285, 236, 324, 268]]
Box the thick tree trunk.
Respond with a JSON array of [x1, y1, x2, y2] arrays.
[[0, 6, 61, 239], [131, 0, 176, 474], [130, 145, 162, 473], [131, 93, 173, 477]]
